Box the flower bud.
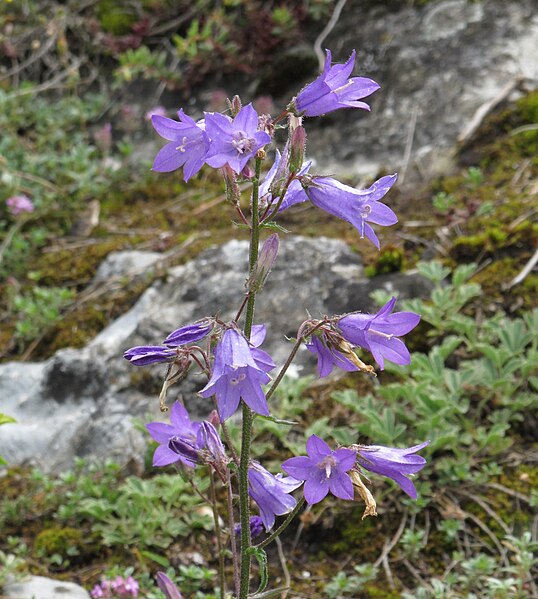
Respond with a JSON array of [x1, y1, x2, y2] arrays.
[[156, 572, 183, 599], [169, 436, 200, 466], [221, 165, 241, 206], [248, 234, 279, 292], [288, 124, 306, 174], [228, 94, 242, 117]]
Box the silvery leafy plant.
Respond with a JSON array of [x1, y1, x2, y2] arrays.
[[124, 49, 428, 599]]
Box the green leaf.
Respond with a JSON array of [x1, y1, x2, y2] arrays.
[[0, 414, 16, 426], [247, 546, 268, 594], [139, 549, 170, 567]]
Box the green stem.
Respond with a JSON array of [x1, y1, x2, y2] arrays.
[[239, 156, 263, 599]]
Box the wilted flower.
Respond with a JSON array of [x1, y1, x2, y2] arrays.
[[152, 110, 209, 181], [292, 49, 379, 117], [146, 401, 201, 467], [204, 104, 271, 174], [338, 297, 420, 369], [282, 434, 356, 505], [234, 515, 265, 539], [199, 328, 273, 420], [6, 195, 34, 216], [354, 441, 430, 499], [303, 174, 398, 249], [156, 572, 183, 599], [248, 461, 302, 530]]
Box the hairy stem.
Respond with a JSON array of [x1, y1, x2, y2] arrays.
[[239, 156, 262, 598]]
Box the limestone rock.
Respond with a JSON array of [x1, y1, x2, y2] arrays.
[[0, 237, 432, 472], [3, 575, 90, 599]]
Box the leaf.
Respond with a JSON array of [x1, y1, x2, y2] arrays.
[[247, 547, 268, 594], [139, 549, 170, 568], [249, 587, 290, 598], [0, 414, 16, 426]]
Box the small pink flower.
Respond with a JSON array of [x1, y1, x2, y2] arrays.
[[6, 195, 34, 216]]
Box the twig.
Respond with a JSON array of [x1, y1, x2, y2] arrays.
[[458, 77, 523, 145], [505, 247, 538, 290], [484, 482, 532, 504], [374, 510, 408, 568], [275, 536, 291, 599], [313, 0, 349, 70], [457, 490, 511, 535]]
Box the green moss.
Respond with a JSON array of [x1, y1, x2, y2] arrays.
[[365, 245, 405, 277], [34, 526, 83, 557], [96, 0, 138, 35]]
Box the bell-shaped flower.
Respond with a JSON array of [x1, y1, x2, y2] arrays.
[[303, 174, 398, 249], [355, 441, 430, 499], [204, 104, 271, 174], [199, 328, 273, 420], [248, 461, 302, 530], [338, 297, 420, 370], [282, 435, 357, 505], [234, 515, 265, 539], [151, 110, 209, 181], [292, 49, 379, 117], [306, 333, 358, 377], [248, 324, 276, 374], [146, 402, 201, 468], [155, 572, 183, 599]]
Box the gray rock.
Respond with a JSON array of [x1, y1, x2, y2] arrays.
[[93, 250, 163, 283], [0, 237, 433, 472], [3, 575, 90, 599], [288, 0, 538, 180]]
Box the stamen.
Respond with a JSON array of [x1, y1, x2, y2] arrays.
[[175, 136, 188, 152], [333, 80, 354, 95], [368, 329, 394, 340]]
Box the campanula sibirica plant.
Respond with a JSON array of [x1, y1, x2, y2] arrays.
[[124, 49, 428, 598]]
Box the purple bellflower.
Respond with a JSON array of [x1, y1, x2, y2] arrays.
[[123, 345, 177, 366], [248, 461, 302, 530], [204, 104, 271, 174], [355, 441, 430, 499], [338, 297, 420, 370], [146, 401, 201, 467], [303, 174, 398, 249], [282, 435, 357, 505], [151, 110, 209, 181], [234, 515, 265, 539], [163, 320, 213, 346], [306, 333, 358, 377], [199, 328, 273, 420], [124, 320, 213, 366], [249, 324, 276, 374], [293, 50, 379, 117]]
